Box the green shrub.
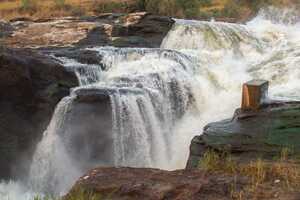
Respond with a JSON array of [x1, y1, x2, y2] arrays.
[[54, 0, 66, 9], [177, 0, 201, 18], [135, 0, 147, 10], [70, 6, 85, 16], [198, 0, 212, 7], [21, 0, 30, 10], [141, 0, 203, 18], [94, 2, 130, 13], [222, 0, 240, 18], [20, 0, 37, 12]]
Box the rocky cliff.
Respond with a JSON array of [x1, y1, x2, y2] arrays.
[[0, 48, 78, 179], [187, 101, 300, 169]]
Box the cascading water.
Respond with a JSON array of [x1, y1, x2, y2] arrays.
[[28, 48, 197, 195], [1, 6, 300, 200]]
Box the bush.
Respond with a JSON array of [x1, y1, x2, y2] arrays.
[[70, 6, 85, 16], [198, 0, 212, 7], [54, 0, 66, 9], [94, 2, 130, 13], [222, 0, 240, 18], [140, 0, 204, 18], [20, 0, 37, 12], [135, 0, 147, 10], [177, 0, 201, 18]]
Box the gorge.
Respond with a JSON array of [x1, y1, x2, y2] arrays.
[[0, 6, 300, 200]]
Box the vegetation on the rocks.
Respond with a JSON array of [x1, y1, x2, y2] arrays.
[[33, 187, 103, 200], [199, 148, 300, 199], [0, 0, 298, 20]]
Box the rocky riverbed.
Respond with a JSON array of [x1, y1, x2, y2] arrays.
[[1, 12, 174, 48]]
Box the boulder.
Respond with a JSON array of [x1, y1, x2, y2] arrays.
[[66, 167, 242, 200], [110, 13, 175, 47], [186, 101, 300, 169], [0, 48, 78, 179]]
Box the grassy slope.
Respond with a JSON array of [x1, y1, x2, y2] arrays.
[[0, 0, 298, 21], [0, 0, 134, 20], [200, 149, 300, 199]]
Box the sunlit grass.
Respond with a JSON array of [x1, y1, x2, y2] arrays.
[[0, 0, 296, 20], [199, 148, 300, 199]]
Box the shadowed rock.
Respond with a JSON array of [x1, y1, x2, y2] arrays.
[[59, 88, 113, 170], [0, 48, 78, 179], [0, 20, 14, 38], [52, 48, 104, 66]]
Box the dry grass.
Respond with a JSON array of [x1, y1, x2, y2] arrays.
[[0, 0, 298, 20], [199, 148, 300, 200], [0, 0, 135, 20], [33, 187, 108, 200]]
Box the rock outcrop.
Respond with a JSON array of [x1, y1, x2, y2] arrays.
[[3, 13, 174, 48], [0, 48, 78, 179], [66, 167, 242, 200], [186, 101, 300, 169]]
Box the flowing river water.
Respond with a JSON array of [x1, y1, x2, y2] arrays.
[[1, 7, 300, 199]]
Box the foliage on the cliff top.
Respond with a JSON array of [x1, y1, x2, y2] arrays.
[[0, 0, 299, 20]]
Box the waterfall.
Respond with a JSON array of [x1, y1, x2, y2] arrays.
[[27, 47, 198, 195], [1, 7, 300, 199]]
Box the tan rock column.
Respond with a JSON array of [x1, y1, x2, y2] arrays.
[[241, 80, 269, 111]]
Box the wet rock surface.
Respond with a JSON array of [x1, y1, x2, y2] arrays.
[[3, 12, 174, 48], [0, 20, 14, 39], [62, 88, 113, 170], [186, 101, 300, 169], [51, 48, 104, 66], [0, 48, 78, 179], [67, 167, 241, 200]]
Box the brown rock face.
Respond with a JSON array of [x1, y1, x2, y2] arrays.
[[4, 13, 174, 48], [67, 167, 240, 200], [0, 48, 78, 179], [5, 20, 100, 48]]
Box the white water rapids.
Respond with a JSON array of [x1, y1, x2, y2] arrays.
[[1, 7, 300, 199]]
